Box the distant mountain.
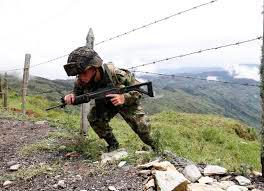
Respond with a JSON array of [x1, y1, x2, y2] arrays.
[[140, 71, 260, 128], [5, 70, 261, 128]]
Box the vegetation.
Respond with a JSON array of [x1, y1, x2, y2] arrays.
[[0, 89, 261, 173]]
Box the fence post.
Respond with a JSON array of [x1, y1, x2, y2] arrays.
[[0, 74, 2, 99], [21, 54, 31, 114], [3, 73, 8, 108], [260, 0, 264, 176], [80, 28, 94, 136]]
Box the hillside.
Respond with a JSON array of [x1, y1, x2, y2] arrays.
[[0, 92, 260, 171], [5, 70, 261, 128]]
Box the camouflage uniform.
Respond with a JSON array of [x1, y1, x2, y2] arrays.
[[73, 63, 156, 151]]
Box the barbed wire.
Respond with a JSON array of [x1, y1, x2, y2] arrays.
[[134, 70, 261, 87], [128, 36, 262, 70], [0, 0, 218, 73], [95, 0, 218, 46]]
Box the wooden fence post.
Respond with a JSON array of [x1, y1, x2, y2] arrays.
[[260, 0, 264, 176], [3, 73, 8, 108], [21, 54, 31, 114], [80, 28, 94, 136], [0, 74, 2, 99]]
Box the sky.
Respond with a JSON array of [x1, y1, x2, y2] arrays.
[[0, 0, 262, 80]]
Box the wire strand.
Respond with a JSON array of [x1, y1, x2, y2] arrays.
[[95, 0, 218, 46], [128, 36, 262, 70], [134, 70, 261, 87]]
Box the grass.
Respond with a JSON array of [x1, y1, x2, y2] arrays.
[[1, 91, 261, 173]]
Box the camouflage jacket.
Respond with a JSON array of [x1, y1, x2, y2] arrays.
[[73, 63, 142, 106]]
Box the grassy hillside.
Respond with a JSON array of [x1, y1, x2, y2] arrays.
[[0, 91, 260, 172], [4, 72, 261, 128]]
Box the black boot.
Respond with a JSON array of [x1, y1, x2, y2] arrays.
[[104, 135, 119, 152]]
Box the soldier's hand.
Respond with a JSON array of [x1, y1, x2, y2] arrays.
[[106, 94, 125, 106], [64, 94, 75, 105]]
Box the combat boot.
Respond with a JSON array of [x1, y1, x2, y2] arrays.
[[104, 135, 119, 152]]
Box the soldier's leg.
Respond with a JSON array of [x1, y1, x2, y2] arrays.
[[88, 106, 119, 151], [119, 104, 157, 151]]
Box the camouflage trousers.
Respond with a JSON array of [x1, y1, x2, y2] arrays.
[[87, 103, 155, 148]]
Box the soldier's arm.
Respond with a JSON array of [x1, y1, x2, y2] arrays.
[[115, 69, 142, 105]]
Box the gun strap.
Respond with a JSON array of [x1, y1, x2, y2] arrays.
[[103, 62, 119, 87]]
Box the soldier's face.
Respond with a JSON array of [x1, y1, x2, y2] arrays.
[[79, 67, 96, 83]]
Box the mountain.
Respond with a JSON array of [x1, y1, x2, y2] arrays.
[[5, 70, 261, 128]]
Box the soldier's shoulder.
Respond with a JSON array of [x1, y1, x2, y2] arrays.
[[104, 62, 129, 77]]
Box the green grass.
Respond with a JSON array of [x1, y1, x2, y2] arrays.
[[1, 91, 261, 172]]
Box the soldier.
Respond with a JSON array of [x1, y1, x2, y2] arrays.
[[63, 46, 156, 152]]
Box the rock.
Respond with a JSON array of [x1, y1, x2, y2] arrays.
[[10, 164, 21, 171], [138, 170, 152, 176], [220, 175, 232, 181], [57, 180, 66, 188], [135, 151, 151, 155], [235, 176, 251, 186], [3, 180, 13, 187], [183, 165, 202, 182], [251, 189, 261, 191], [203, 165, 227, 176], [155, 170, 188, 191], [211, 181, 235, 190], [226, 185, 248, 191], [144, 179, 155, 190], [108, 186, 117, 191], [188, 183, 225, 191], [101, 148, 128, 164], [153, 161, 177, 171], [76, 175, 82, 181], [35, 120, 47, 125], [252, 171, 262, 177], [137, 159, 161, 169], [6, 160, 17, 167], [198, 176, 216, 184], [118, 161, 127, 168]]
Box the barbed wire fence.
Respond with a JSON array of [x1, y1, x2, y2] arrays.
[[0, 0, 263, 174]]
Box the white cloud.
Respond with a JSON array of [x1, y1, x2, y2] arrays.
[[0, 0, 262, 79]]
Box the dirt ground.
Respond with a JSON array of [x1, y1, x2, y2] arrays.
[[0, 118, 144, 191]]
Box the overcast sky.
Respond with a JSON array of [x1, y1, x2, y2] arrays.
[[0, 0, 262, 80]]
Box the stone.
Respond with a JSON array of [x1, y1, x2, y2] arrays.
[[118, 161, 127, 168], [220, 175, 232, 181], [6, 160, 17, 167], [76, 175, 82, 181], [211, 181, 235, 190], [251, 189, 261, 191], [3, 180, 13, 187], [135, 151, 151, 155], [144, 179, 155, 190], [137, 159, 161, 169], [188, 183, 225, 191], [10, 164, 21, 171], [226, 185, 248, 191], [155, 170, 188, 191], [198, 176, 216, 184], [203, 165, 227, 176], [152, 161, 177, 171], [252, 171, 262, 177], [183, 165, 202, 182], [138, 170, 152, 176], [35, 120, 47, 125], [108, 186, 117, 191], [57, 180, 66, 188], [101, 148, 128, 164], [235, 176, 251, 186]]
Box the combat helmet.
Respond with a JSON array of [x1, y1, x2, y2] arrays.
[[64, 46, 103, 76]]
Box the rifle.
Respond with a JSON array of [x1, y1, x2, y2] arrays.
[[46, 81, 154, 111]]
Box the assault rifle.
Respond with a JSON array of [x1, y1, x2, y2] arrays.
[[46, 81, 154, 111]]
